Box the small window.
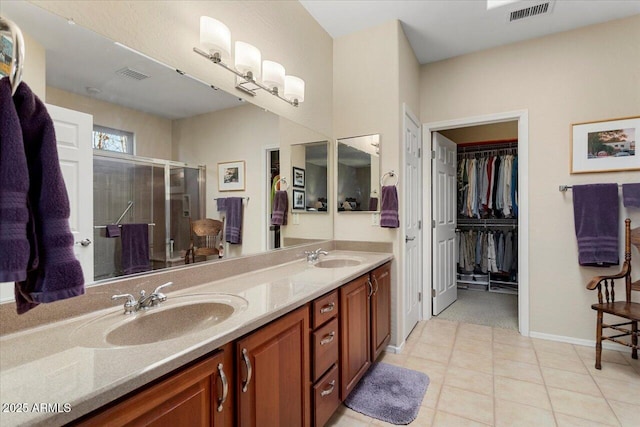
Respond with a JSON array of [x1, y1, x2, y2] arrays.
[[93, 125, 134, 154]]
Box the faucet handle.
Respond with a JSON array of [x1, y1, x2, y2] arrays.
[[112, 294, 137, 314], [153, 281, 173, 295]]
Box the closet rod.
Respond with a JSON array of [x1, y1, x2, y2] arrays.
[[458, 141, 518, 154], [559, 184, 622, 192]]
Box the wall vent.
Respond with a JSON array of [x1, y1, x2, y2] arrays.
[[509, 1, 553, 22], [116, 67, 150, 81]]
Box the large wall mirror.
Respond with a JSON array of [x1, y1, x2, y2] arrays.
[[337, 134, 380, 212], [1, 2, 333, 295]]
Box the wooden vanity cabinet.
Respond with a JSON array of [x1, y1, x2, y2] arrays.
[[371, 262, 391, 361], [236, 306, 310, 427], [75, 343, 234, 427]]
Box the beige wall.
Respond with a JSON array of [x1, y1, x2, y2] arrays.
[[32, 0, 333, 138], [420, 15, 640, 341], [20, 31, 46, 99], [46, 87, 173, 159], [172, 104, 279, 257]]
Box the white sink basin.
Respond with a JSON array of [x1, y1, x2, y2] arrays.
[[314, 257, 363, 268], [71, 293, 248, 348]]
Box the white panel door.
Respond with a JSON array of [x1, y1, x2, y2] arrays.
[[47, 104, 94, 284], [403, 108, 422, 339], [432, 132, 457, 315]]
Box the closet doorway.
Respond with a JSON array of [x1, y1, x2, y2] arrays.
[[424, 111, 530, 336]]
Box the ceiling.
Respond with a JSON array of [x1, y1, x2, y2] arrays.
[[300, 0, 640, 64]]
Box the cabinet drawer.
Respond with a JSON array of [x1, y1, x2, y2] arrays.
[[312, 290, 339, 329], [312, 318, 339, 382], [313, 364, 340, 427]]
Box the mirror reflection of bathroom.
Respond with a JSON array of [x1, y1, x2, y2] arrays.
[[337, 134, 380, 212], [290, 141, 329, 212]]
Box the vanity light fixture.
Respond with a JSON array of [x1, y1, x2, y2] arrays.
[[193, 15, 304, 107]]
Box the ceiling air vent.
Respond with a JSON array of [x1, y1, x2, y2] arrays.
[[116, 67, 150, 81], [509, 1, 553, 22]]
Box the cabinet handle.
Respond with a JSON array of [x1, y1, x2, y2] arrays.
[[366, 278, 373, 298], [320, 380, 336, 397], [217, 363, 228, 412], [241, 348, 252, 393], [320, 331, 335, 346], [372, 276, 379, 295], [319, 302, 335, 314]]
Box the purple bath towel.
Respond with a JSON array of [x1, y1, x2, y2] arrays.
[[271, 190, 288, 226], [225, 197, 243, 244], [622, 183, 640, 208], [121, 224, 150, 274], [12, 81, 85, 314], [216, 197, 227, 211], [572, 184, 619, 266], [0, 78, 30, 283], [380, 185, 399, 228]]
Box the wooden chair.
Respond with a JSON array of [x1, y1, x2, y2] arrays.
[[586, 218, 639, 369], [184, 218, 224, 264]]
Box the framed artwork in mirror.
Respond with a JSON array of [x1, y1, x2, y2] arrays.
[[571, 116, 639, 174], [293, 189, 305, 210], [218, 160, 245, 191], [293, 167, 305, 188]]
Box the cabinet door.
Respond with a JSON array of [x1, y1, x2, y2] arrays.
[[371, 262, 392, 361], [339, 274, 371, 400], [237, 306, 310, 427], [76, 349, 229, 427]]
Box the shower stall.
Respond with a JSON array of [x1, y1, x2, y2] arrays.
[[93, 152, 205, 281]]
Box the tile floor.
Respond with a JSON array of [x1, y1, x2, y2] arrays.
[[326, 319, 640, 427]]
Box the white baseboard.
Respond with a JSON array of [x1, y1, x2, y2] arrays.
[[385, 342, 404, 354], [529, 331, 630, 352]]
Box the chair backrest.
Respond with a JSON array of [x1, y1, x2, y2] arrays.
[[631, 221, 640, 293], [190, 218, 224, 258], [623, 218, 639, 300]]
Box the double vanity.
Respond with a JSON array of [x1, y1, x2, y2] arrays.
[[0, 248, 392, 426]]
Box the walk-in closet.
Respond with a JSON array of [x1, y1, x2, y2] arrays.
[[435, 122, 519, 329]]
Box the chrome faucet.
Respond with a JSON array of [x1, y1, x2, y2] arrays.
[[112, 282, 173, 314], [304, 248, 329, 263]]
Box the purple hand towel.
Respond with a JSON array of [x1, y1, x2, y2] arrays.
[[225, 197, 243, 244], [121, 223, 150, 274], [0, 78, 30, 282], [216, 197, 227, 211], [622, 183, 640, 208], [572, 184, 619, 266], [380, 185, 399, 228], [271, 190, 288, 226], [369, 197, 379, 211], [12, 81, 85, 314], [106, 224, 121, 238]]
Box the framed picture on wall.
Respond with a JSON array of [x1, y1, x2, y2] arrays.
[[293, 167, 305, 188], [293, 189, 305, 210], [218, 160, 246, 191], [571, 116, 640, 174]]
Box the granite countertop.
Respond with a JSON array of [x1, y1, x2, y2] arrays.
[[0, 250, 392, 427]]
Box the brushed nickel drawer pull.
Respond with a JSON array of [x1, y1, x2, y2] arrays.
[[320, 380, 336, 397], [319, 302, 335, 314], [241, 348, 252, 393], [217, 363, 228, 412], [367, 278, 373, 298], [320, 331, 335, 346]]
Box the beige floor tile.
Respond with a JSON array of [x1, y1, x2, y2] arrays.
[[532, 338, 578, 356], [608, 399, 640, 427], [536, 350, 589, 374], [411, 341, 454, 363], [337, 404, 373, 423], [548, 387, 619, 425], [494, 376, 552, 410], [433, 411, 491, 426], [493, 329, 533, 348], [621, 354, 639, 374], [541, 366, 602, 397], [450, 349, 493, 374], [494, 357, 544, 384], [457, 323, 493, 341], [587, 362, 640, 385], [593, 375, 640, 405], [493, 341, 538, 364], [494, 398, 556, 427], [444, 365, 494, 396], [404, 356, 448, 384], [379, 350, 408, 367], [325, 410, 370, 427], [454, 336, 493, 357], [437, 385, 494, 425], [555, 413, 618, 427], [574, 345, 631, 366], [421, 380, 443, 409], [426, 318, 460, 329], [420, 327, 457, 348]]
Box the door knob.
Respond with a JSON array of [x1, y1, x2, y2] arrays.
[[76, 238, 92, 247]]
